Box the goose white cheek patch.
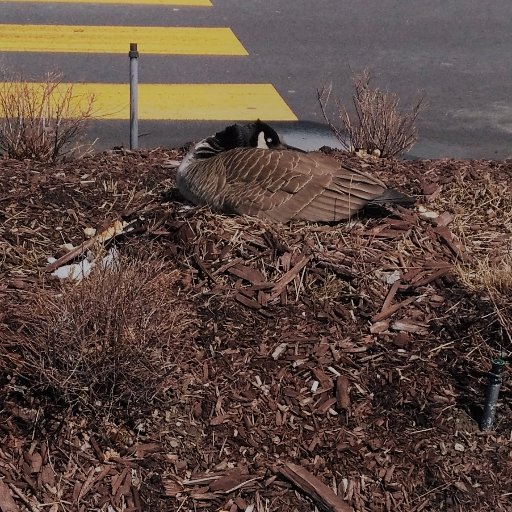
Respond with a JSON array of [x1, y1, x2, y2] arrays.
[[257, 131, 269, 149]]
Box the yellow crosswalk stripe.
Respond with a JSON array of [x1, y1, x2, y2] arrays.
[[0, 82, 298, 121], [0, 25, 247, 55], [2, 0, 211, 4]]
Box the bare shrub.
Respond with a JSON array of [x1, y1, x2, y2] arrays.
[[17, 254, 196, 415], [318, 69, 425, 158], [0, 71, 96, 161]]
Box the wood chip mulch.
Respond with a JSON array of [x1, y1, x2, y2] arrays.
[[0, 148, 511, 512]]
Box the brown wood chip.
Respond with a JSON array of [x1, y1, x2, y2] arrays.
[[279, 462, 353, 512], [381, 280, 401, 313], [316, 397, 337, 414], [371, 296, 418, 323], [412, 268, 451, 287], [210, 414, 230, 426], [434, 211, 454, 227], [209, 471, 253, 493], [269, 255, 310, 300], [235, 293, 262, 310], [90, 436, 105, 462], [228, 263, 266, 284], [336, 376, 351, 411], [0, 481, 19, 512]]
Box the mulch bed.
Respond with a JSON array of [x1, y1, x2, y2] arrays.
[[0, 147, 511, 512]]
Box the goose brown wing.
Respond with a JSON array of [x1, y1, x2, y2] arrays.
[[294, 153, 390, 221], [213, 148, 390, 222]]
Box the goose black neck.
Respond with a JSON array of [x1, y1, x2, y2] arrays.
[[193, 135, 228, 159]]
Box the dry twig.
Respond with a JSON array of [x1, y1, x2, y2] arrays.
[[0, 71, 95, 161], [318, 69, 425, 158]]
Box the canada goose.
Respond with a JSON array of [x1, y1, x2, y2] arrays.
[[176, 120, 414, 223]]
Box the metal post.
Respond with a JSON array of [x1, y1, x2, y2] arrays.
[[129, 42, 139, 149], [480, 358, 505, 430]]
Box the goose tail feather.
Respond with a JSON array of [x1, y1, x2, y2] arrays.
[[371, 188, 415, 206]]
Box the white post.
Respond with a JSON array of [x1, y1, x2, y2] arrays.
[[129, 42, 139, 149]]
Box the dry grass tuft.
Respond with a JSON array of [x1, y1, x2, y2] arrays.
[[16, 253, 195, 415], [434, 168, 512, 272], [456, 256, 512, 297], [0, 71, 96, 161], [435, 168, 512, 353], [434, 169, 512, 253], [318, 69, 425, 158], [455, 254, 512, 353]]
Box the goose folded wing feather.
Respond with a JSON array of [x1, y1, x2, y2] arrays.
[[216, 149, 392, 222], [217, 149, 325, 221]]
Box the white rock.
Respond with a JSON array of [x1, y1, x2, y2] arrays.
[[271, 343, 288, 360], [454, 443, 465, 452], [419, 210, 440, 220], [60, 243, 75, 252], [51, 259, 95, 281], [83, 227, 96, 238], [385, 270, 401, 285]]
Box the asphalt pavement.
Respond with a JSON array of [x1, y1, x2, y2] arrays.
[[1, 0, 511, 158]]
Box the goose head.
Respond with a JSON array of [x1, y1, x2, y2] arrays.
[[185, 120, 284, 163], [214, 120, 283, 151]]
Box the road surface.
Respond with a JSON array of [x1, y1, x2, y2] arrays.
[[1, 0, 511, 158]]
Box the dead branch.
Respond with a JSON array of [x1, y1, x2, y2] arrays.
[[279, 463, 353, 512], [317, 69, 426, 158]]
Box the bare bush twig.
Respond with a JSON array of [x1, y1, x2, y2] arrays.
[[15, 254, 196, 416], [0, 71, 96, 161], [318, 69, 425, 158]]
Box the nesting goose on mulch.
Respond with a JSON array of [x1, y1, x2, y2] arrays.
[[176, 120, 414, 223]]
